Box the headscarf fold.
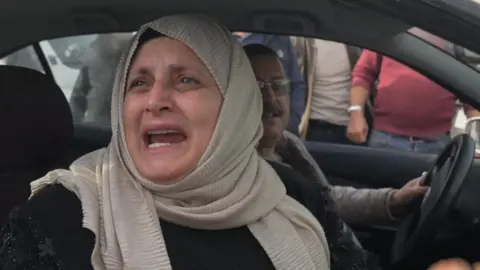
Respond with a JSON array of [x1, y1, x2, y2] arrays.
[[30, 14, 330, 270]]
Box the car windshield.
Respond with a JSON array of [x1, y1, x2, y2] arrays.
[[3, 19, 480, 270], [1, 31, 478, 138], [0, 31, 480, 141]]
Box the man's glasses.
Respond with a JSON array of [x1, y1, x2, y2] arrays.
[[257, 78, 291, 96]]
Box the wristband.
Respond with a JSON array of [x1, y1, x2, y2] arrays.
[[347, 105, 362, 113]]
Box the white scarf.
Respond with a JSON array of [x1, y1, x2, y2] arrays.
[[30, 14, 330, 270]]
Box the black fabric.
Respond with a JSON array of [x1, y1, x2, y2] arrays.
[[268, 162, 370, 270], [1, 184, 276, 270], [306, 119, 364, 145], [0, 171, 47, 226], [0, 185, 94, 270], [346, 45, 362, 70], [0, 66, 73, 226], [0, 66, 73, 172], [0, 207, 60, 270], [161, 219, 275, 270], [275, 137, 380, 269], [0, 162, 371, 270]]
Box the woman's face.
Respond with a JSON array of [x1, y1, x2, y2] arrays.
[[124, 37, 222, 184]]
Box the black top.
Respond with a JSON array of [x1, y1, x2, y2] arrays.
[[0, 162, 370, 270]]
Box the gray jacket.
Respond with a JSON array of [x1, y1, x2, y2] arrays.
[[276, 130, 396, 226]]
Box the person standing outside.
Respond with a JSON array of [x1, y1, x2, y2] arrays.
[[291, 37, 366, 144], [70, 33, 132, 128], [347, 31, 480, 154]]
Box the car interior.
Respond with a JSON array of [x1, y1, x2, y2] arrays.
[[3, 0, 480, 269], [0, 65, 73, 226]]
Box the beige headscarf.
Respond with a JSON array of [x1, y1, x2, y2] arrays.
[[30, 14, 330, 270]]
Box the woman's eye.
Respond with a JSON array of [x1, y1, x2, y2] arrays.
[[129, 79, 148, 89], [180, 77, 199, 84]]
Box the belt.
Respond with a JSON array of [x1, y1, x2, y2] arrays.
[[308, 119, 345, 129], [388, 132, 450, 143]]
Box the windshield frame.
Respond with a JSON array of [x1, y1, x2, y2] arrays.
[[355, 0, 480, 56], [425, 0, 480, 26]]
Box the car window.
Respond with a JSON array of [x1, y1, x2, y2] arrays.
[[0, 31, 475, 151], [0, 32, 134, 130], [236, 32, 479, 155], [404, 28, 479, 137], [57, 33, 134, 129], [47, 34, 98, 69], [0, 46, 44, 73]]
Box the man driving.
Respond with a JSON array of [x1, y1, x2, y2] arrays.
[[244, 43, 427, 226]]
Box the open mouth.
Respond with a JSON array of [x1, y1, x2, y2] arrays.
[[144, 129, 187, 149]]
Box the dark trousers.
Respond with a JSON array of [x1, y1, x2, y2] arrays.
[[306, 119, 364, 146]]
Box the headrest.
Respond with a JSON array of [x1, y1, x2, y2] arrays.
[[0, 66, 73, 173]]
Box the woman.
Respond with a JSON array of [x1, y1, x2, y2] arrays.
[[0, 14, 330, 269], [429, 259, 480, 270]]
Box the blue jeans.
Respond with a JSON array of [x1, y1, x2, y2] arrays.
[[368, 129, 450, 155]]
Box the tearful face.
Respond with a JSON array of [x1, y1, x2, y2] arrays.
[[123, 37, 222, 184]]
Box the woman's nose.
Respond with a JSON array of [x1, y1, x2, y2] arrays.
[[146, 81, 173, 112]]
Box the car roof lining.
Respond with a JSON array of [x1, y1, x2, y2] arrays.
[[0, 0, 411, 56]]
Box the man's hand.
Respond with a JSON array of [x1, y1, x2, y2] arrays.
[[388, 176, 428, 218], [429, 258, 480, 270], [347, 111, 369, 144]]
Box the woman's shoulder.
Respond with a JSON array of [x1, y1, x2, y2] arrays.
[[23, 184, 94, 250], [0, 185, 94, 270], [26, 184, 82, 212]]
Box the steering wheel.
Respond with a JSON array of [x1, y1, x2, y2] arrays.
[[391, 134, 475, 267]]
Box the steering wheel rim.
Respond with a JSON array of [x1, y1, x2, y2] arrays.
[[391, 134, 475, 267]]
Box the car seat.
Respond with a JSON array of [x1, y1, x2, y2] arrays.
[[0, 65, 73, 225]]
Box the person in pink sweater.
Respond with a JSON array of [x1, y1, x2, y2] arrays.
[[347, 49, 480, 154]]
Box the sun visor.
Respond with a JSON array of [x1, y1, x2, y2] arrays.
[[250, 4, 410, 43]]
